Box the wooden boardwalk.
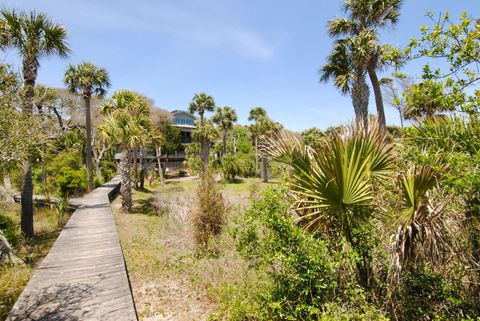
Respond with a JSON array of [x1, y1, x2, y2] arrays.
[[7, 177, 138, 321]]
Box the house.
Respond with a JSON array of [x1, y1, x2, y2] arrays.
[[164, 110, 196, 170], [114, 109, 196, 172], [171, 110, 195, 144]]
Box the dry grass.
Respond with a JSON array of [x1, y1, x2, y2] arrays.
[[113, 177, 272, 321], [0, 202, 68, 320]]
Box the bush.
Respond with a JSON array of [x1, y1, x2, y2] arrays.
[[229, 188, 339, 320], [100, 159, 117, 182], [193, 173, 227, 254], [0, 213, 18, 247], [220, 155, 241, 182]]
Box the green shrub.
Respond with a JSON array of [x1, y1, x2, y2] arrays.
[[0, 213, 18, 247], [229, 188, 339, 320], [56, 167, 88, 197], [100, 159, 116, 182], [220, 155, 241, 182], [193, 173, 227, 254]]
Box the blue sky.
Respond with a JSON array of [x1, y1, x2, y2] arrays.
[[2, 0, 479, 131]]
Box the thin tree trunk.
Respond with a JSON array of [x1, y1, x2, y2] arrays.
[[156, 146, 165, 185], [133, 146, 138, 189], [120, 149, 132, 212], [261, 156, 268, 183], [255, 137, 259, 177], [367, 67, 386, 130], [84, 95, 94, 191], [140, 149, 145, 190], [399, 106, 404, 129], [21, 160, 34, 237], [351, 72, 370, 127], [95, 160, 101, 181], [222, 129, 227, 158], [3, 175, 13, 203]]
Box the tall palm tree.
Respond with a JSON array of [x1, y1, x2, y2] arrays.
[[189, 92, 215, 126], [0, 9, 70, 237], [189, 92, 215, 172], [320, 36, 370, 124], [64, 62, 110, 191], [248, 107, 281, 183], [212, 106, 237, 157], [325, 0, 403, 129], [100, 90, 152, 212]]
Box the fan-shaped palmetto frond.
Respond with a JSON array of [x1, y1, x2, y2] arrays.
[[189, 92, 215, 125], [0, 9, 70, 60], [64, 62, 110, 98], [389, 165, 459, 285], [264, 119, 394, 242], [100, 90, 152, 149]]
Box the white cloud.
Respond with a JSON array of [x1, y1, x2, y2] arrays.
[[12, 0, 274, 59]]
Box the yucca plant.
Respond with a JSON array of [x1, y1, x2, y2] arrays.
[[389, 165, 458, 285], [265, 119, 394, 242]]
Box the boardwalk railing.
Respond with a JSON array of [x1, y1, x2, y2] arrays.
[[7, 177, 138, 321]]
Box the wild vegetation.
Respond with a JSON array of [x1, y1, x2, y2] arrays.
[[1, 1, 480, 321]]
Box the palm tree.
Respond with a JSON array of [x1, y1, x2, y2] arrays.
[[192, 119, 218, 173], [189, 92, 215, 126], [0, 9, 70, 237], [320, 35, 370, 125], [189, 93, 215, 172], [325, 0, 403, 129], [248, 107, 281, 183], [100, 90, 152, 212], [64, 62, 110, 191], [212, 106, 237, 157]]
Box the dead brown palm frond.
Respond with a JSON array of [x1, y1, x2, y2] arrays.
[[389, 165, 461, 287], [264, 119, 394, 243]]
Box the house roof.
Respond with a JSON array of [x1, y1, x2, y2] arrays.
[[171, 110, 195, 118]]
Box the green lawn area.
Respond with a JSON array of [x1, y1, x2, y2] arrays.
[[0, 203, 67, 320]]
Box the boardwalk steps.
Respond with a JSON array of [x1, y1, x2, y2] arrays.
[[6, 177, 138, 321]]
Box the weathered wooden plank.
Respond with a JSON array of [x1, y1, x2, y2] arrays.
[[6, 177, 138, 321]]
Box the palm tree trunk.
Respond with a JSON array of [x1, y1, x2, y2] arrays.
[[119, 149, 132, 212], [200, 138, 210, 173], [84, 95, 94, 191], [139, 149, 145, 190], [255, 137, 259, 177], [156, 146, 165, 185], [21, 160, 34, 237], [222, 129, 227, 158], [133, 146, 139, 189], [367, 67, 386, 130], [20, 58, 37, 238], [261, 156, 268, 183], [351, 72, 369, 127]]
